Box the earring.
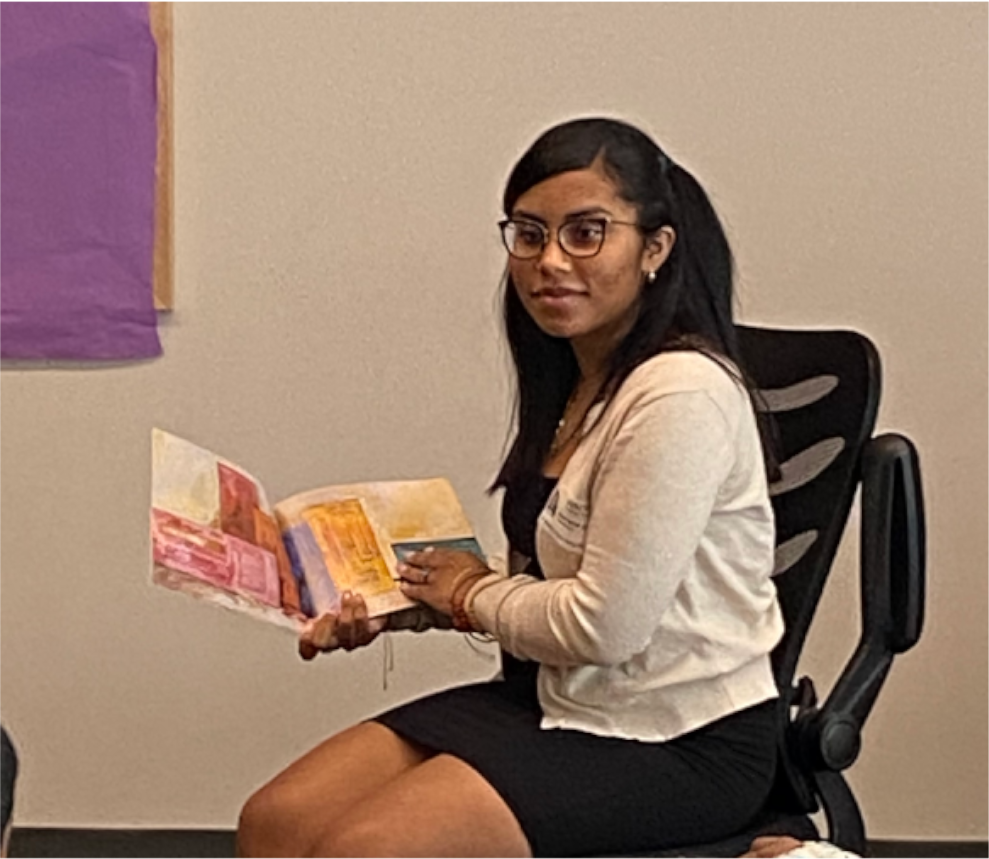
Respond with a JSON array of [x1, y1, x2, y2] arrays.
[[647, 270, 657, 283]]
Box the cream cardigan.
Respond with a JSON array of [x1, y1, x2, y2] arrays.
[[468, 351, 785, 742]]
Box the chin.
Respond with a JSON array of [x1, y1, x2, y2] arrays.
[[531, 315, 583, 340]]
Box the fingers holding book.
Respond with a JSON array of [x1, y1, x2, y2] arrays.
[[397, 548, 491, 617], [298, 592, 387, 660]]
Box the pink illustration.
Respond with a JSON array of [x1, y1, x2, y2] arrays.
[[228, 536, 281, 607], [152, 508, 232, 588]]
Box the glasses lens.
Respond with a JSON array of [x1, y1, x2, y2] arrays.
[[503, 221, 545, 259], [560, 219, 606, 257]]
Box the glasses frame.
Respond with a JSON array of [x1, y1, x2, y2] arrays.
[[498, 217, 641, 261]]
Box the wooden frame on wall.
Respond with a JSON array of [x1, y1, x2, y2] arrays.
[[150, 2, 174, 311]]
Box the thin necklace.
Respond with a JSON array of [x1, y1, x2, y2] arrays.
[[549, 382, 604, 457], [549, 392, 578, 458]]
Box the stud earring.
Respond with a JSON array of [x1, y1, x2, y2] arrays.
[[647, 270, 657, 283]]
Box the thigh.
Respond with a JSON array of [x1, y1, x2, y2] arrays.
[[262, 721, 429, 800], [313, 753, 532, 858], [239, 721, 431, 856]]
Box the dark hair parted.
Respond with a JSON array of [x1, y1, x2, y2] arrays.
[[492, 117, 778, 492]]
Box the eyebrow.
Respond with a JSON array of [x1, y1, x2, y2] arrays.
[[512, 206, 613, 224]]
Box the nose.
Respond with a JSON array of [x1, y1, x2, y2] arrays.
[[536, 230, 572, 274]]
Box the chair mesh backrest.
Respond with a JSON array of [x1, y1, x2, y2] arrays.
[[736, 326, 881, 692]]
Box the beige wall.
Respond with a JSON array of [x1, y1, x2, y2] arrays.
[[2, 2, 985, 840]]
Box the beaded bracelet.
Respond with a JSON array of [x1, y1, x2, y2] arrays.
[[463, 575, 502, 633], [450, 572, 487, 632]]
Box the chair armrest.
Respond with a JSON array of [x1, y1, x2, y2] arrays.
[[793, 433, 926, 772]]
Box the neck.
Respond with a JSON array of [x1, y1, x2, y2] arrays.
[[567, 353, 608, 412], [569, 300, 639, 383], [570, 327, 625, 385]]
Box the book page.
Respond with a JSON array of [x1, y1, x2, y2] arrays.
[[150, 429, 306, 631], [275, 479, 484, 619]]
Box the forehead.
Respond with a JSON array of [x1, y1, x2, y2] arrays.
[[512, 165, 634, 219]]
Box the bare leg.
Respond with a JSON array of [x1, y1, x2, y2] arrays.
[[308, 752, 532, 858], [237, 722, 431, 857]]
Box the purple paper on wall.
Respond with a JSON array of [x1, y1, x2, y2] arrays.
[[1, 2, 162, 360]]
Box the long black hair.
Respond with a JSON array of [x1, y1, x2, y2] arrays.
[[492, 117, 777, 492]]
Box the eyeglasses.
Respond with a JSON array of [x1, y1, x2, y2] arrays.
[[498, 217, 640, 260]]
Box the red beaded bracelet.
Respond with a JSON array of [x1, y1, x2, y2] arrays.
[[450, 572, 486, 632]]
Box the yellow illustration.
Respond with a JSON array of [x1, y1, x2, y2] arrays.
[[302, 499, 395, 598]]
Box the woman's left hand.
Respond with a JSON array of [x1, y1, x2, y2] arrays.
[[397, 548, 491, 616]]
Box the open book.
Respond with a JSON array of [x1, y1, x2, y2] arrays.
[[150, 429, 484, 631]]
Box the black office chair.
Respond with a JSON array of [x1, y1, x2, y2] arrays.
[[625, 326, 926, 858]]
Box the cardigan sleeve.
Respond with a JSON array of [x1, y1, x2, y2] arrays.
[[470, 386, 739, 666]]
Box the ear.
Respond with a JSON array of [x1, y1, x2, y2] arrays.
[[641, 226, 676, 279]]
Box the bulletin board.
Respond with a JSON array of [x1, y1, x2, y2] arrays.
[[0, 3, 169, 360]]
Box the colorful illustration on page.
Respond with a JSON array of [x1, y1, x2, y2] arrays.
[[302, 499, 396, 599], [150, 430, 305, 629], [391, 536, 487, 565]]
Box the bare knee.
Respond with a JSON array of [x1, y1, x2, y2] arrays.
[[308, 818, 416, 859], [237, 783, 309, 858], [238, 783, 278, 830]]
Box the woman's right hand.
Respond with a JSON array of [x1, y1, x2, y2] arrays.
[[298, 592, 387, 660]]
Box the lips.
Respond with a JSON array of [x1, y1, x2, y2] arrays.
[[532, 286, 585, 299]]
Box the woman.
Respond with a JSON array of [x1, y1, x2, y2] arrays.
[[237, 117, 786, 858]]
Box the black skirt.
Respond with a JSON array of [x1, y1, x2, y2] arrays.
[[374, 656, 778, 857]]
